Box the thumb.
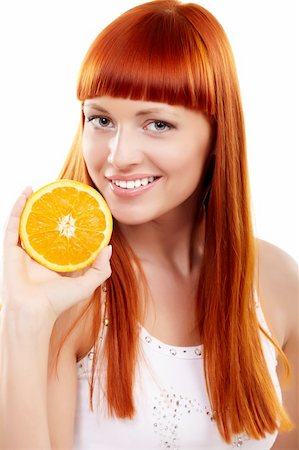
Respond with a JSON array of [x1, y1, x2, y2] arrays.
[[91, 245, 113, 272], [71, 245, 113, 303], [45, 245, 113, 315]]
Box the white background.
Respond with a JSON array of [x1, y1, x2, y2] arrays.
[[0, 0, 298, 262]]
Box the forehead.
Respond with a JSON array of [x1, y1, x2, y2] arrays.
[[82, 96, 211, 135], [83, 96, 196, 118]]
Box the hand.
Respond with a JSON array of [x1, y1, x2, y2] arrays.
[[1, 187, 112, 328]]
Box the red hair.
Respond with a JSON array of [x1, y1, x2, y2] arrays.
[[57, 0, 293, 442]]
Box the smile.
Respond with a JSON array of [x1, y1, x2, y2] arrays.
[[111, 176, 159, 189]]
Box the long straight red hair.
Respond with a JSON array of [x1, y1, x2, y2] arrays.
[[57, 0, 293, 443]]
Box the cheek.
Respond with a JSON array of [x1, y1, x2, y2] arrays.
[[185, 128, 212, 178], [82, 132, 107, 172], [167, 133, 211, 192], [178, 153, 206, 192], [167, 141, 209, 178]]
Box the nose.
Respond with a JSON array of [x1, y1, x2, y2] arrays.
[[107, 127, 143, 169]]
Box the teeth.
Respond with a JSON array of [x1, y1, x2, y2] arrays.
[[126, 180, 135, 189], [112, 176, 156, 189]]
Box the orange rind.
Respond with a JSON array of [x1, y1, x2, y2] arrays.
[[19, 179, 113, 272]]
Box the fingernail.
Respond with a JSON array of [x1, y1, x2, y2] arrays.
[[107, 245, 112, 259]]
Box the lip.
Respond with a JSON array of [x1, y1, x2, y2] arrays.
[[108, 176, 161, 198], [105, 173, 161, 181]]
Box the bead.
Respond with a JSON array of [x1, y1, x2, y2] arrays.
[[102, 285, 107, 292], [232, 434, 249, 447], [152, 387, 219, 448], [104, 318, 109, 326], [237, 437, 243, 446], [141, 327, 204, 358]]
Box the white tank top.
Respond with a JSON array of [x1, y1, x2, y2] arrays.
[[73, 296, 281, 449]]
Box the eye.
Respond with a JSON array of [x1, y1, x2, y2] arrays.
[[145, 121, 173, 133], [87, 116, 114, 129]]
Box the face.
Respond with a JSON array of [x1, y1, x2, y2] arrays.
[[82, 96, 212, 225]]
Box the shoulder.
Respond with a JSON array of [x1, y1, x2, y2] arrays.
[[255, 238, 298, 294], [254, 238, 298, 347]]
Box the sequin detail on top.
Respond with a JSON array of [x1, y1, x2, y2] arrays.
[[140, 325, 203, 359], [232, 433, 251, 447], [73, 292, 280, 449], [152, 386, 215, 449]]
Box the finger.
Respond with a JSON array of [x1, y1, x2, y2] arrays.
[[3, 187, 33, 252], [91, 245, 113, 272], [71, 245, 113, 303], [45, 245, 113, 314]]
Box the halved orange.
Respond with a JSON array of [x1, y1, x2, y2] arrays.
[[19, 179, 113, 272]]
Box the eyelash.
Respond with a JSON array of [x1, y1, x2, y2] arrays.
[[146, 121, 173, 133], [87, 116, 113, 128], [86, 115, 174, 133]]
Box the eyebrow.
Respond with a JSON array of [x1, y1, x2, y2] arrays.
[[83, 102, 179, 118]]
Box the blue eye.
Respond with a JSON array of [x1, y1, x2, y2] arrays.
[[146, 121, 172, 133], [87, 116, 113, 129]]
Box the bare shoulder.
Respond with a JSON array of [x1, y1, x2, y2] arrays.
[[254, 238, 298, 347]]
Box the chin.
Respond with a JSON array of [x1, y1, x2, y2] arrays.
[[111, 207, 158, 226], [113, 215, 149, 226]]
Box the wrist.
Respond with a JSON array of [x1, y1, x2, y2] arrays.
[[0, 305, 55, 339]]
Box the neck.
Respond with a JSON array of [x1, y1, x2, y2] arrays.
[[117, 198, 205, 277]]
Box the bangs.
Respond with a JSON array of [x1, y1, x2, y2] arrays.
[[77, 4, 216, 115]]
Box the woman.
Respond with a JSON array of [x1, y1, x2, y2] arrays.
[[0, 1, 297, 449]]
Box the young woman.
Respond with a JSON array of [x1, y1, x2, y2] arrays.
[[1, 1, 298, 449]]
